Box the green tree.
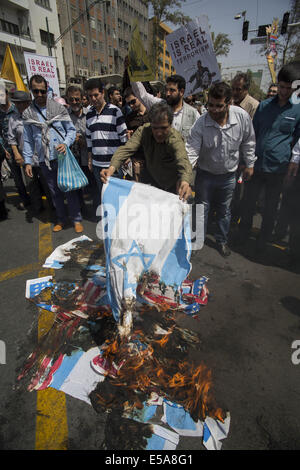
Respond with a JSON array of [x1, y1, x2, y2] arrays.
[[247, 70, 266, 101], [211, 32, 232, 57], [142, 0, 191, 76]]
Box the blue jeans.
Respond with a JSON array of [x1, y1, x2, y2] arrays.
[[40, 160, 82, 223], [195, 170, 236, 244], [92, 166, 124, 215]]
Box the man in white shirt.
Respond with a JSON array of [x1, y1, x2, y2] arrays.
[[186, 82, 256, 257]]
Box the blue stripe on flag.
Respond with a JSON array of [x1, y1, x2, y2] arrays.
[[160, 216, 191, 287], [51, 349, 84, 390], [146, 434, 166, 450]]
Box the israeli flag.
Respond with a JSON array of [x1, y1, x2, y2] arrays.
[[99, 177, 192, 322]]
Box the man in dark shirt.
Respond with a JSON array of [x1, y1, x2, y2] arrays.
[[123, 86, 149, 182], [238, 62, 300, 252]]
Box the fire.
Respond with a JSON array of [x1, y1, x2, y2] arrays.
[[91, 310, 225, 424], [154, 334, 169, 348]]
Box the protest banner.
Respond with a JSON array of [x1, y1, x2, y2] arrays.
[[24, 52, 60, 97], [128, 20, 155, 82], [166, 16, 221, 96]]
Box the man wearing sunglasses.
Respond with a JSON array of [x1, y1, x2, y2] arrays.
[[186, 82, 256, 257], [23, 75, 84, 233], [123, 86, 149, 182]]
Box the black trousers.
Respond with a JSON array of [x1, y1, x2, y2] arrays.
[[239, 172, 284, 241]]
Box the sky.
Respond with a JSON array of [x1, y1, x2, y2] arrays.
[[163, 0, 292, 91]]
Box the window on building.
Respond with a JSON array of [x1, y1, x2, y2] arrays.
[[35, 0, 51, 9], [90, 17, 96, 29], [76, 55, 81, 66], [81, 35, 87, 46], [0, 19, 20, 36], [83, 56, 88, 67], [40, 29, 55, 47], [92, 40, 97, 50]]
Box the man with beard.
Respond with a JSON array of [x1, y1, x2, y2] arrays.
[[186, 82, 256, 257], [130, 74, 200, 141]]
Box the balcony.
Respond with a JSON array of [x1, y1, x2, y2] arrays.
[[0, 18, 36, 50], [3, 0, 30, 10], [0, 30, 36, 51]]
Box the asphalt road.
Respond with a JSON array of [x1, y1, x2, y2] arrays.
[[0, 181, 300, 452]]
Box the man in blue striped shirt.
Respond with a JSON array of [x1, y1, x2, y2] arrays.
[[85, 78, 127, 210]]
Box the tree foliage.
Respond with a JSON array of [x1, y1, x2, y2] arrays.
[[211, 32, 232, 57], [247, 70, 266, 101], [142, 0, 191, 77], [142, 0, 191, 25]]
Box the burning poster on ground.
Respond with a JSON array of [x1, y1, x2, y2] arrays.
[[17, 237, 230, 450]]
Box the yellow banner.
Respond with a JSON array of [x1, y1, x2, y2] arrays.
[[267, 55, 276, 83], [128, 21, 155, 82], [0, 45, 28, 91]]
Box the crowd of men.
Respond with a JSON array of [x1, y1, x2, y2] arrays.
[[0, 60, 299, 266]]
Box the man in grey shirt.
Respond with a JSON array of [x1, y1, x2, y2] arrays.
[[186, 82, 256, 257]]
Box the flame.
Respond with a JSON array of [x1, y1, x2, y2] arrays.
[[93, 328, 224, 423], [154, 334, 169, 348]]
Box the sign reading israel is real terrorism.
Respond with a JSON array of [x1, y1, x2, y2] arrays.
[[166, 16, 221, 96]]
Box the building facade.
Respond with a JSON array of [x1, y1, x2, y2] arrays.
[[148, 18, 175, 81], [0, 0, 66, 90], [57, 0, 149, 85]]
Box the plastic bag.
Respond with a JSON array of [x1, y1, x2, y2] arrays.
[[57, 146, 88, 192]]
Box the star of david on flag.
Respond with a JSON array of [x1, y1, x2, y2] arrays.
[[101, 177, 193, 322]]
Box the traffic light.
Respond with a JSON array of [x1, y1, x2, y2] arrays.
[[281, 12, 290, 34], [242, 20, 249, 41], [257, 24, 271, 37]]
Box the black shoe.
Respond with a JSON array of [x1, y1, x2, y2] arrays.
[[217, 243, 231, 257], [0, 201, 8, 220]]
